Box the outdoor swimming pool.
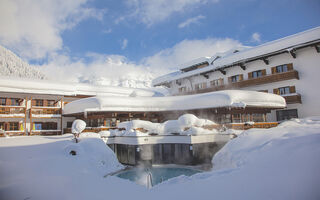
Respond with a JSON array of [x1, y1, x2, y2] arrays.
[[115, 166, 202, 187]]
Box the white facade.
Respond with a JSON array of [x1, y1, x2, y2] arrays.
[[153, 28, 320, 121]]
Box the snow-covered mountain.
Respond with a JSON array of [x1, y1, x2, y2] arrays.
[[0, 45, 47, 80]]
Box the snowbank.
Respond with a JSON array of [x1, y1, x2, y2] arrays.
[[1, 117, 320, 200], [116, 114, 217, 136], [63, 90, 286, 114]]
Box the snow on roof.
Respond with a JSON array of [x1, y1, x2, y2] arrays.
[[0, 76, 159, 97], [63, 90, 286, 115], [153, 26, 320, 86], [179, 57, 210, 71]]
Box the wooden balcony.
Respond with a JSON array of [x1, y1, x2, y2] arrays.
[[283, 94, 302, 104], [63, 127, 111, 134], [30, 130, 62, 136], [0, 106, 26, 117], [31, 107, 61, 118], [181, 70, 299, 95], [226, 122, 279, 130], [0, 131, 26, 137]]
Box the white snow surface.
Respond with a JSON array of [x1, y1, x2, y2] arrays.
[[0, 76, 160, 97], [1, 117, 320, 200], [71, 119, 86, 134], [117, 114, 217, 136], [153, 26, 320, 85], [63, 90, 286, 114], [0, 45, 47, 80]]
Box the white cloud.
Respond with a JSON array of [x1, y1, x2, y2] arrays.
[[251, 32, 261, 43], [37, 38, 243, 87], [0, 0, 104, 60], [178, 15, 205, 28], [102, 28, 112, 34], [143, 38, 243, 73], [121, 39, 128, 50], [124, 0, 218, 26]]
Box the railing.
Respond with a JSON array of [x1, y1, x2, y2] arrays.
[[63, 127, 113, 134], [180, 70, 299, 95], [226, 122, 279, 130], [30, 130, 62, 136], [0, 106, 25, 116], [283, 94, 302, 104], [0, 131, 26, 137]]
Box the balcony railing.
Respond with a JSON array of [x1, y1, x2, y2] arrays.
[[283, 94, 302, 104], [0, 106, 26, 117], [31, 107, 61, 118], [181, 70, 299, 95], [30, 130, 62, 136], [0, 131, 26, 137]]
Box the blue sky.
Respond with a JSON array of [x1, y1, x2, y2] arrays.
[[61, 0, 320, 62], [0, 0, 319, 84]]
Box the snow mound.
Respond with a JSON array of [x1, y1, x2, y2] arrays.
[[71, 119, 86, 134], [117, 114, 217, 136], [0, 45, 47, 79]]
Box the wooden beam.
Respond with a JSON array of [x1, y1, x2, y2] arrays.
[[239, 63, 246, 70], [218, 69, 226, 75], [24, 97, 27, 136], [315, 45, 320, 53], [262, 58, 269, 65], [289, 50, 296, 58]]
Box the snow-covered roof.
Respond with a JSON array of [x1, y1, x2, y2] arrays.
[[0, 77, 159, 97], [63, 90, 286, 115], [153, 26, 320, 86], [179, 57, 210, 71]]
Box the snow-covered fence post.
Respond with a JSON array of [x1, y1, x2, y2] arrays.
[[71, 119, 86, 143]]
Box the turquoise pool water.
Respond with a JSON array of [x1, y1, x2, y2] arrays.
[[115, 166, 201, 187]]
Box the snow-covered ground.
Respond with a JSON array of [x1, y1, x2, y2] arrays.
[[1, 117, 320, 200]]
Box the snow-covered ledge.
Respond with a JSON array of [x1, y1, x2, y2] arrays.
[[63, 90, 286, 115]]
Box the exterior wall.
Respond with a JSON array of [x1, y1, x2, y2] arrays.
[[0, 93, 71, 135], [164, 47, 320, 121]]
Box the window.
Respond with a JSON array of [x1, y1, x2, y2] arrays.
[[11, 98, 20, 106], [9, 122, 19, 131], [252, 70, 263, 78], [0, 122, 4, 130], [35, 99, 43, 106], [252, 113, 264, 122], [276, 64, 288, 73], [194, 82, 207, 90], [232, 114, 241, 123], [0, 98, 6, 106], [34, 122, 57, 130], [210, 79, 223, 87], [47, 100, 55, 107], [67, 122, 73, 128], [231, 75, 240, 83], [179, 87, 187, 93], [276, 109, 298, 121], [279, 87, 290, 95]]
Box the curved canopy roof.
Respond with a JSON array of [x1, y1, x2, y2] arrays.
[[63, 90, 286, 115]]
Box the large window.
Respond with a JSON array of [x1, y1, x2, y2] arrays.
[[252, 113, 265, 122], [34, 122, 57, 130], [252, 70, 263, 78], [276, 109, 298, 121], [179, 87, 187, 93], [47, 100, 56, 107], [35, 99, 44, 106], [231, 75, 241, 83], [9, 122, 19, 131], [276, 64, 288, 73], [232, 114, 241, 123], [11, 98, 20, 106], [210, 79, 223, 87], [279, 86, 290, 95], [0, 98, 6, 106], [194, 82, 207, 90]]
